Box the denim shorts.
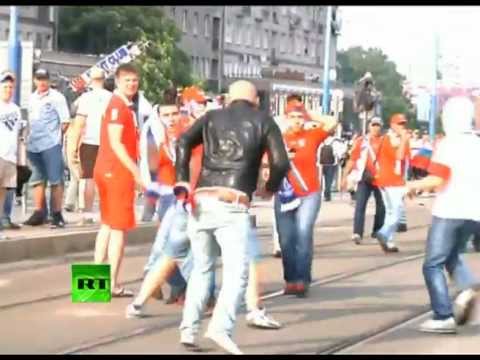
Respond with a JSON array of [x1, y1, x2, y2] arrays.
[[27, 144, 65, 187]]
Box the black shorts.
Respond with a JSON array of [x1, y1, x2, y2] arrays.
[[79, 144, 99, 179]]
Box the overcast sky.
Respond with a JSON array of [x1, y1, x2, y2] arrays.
[[338, 6, 480, 87]]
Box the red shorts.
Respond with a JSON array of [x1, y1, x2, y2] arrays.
[[94, 171, 136, 231]]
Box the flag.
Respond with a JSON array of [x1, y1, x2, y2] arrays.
[[411, 147, 433, 171]]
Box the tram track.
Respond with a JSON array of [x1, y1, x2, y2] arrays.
[[0, 220, 428, 312], [59, 250, 429, 354]]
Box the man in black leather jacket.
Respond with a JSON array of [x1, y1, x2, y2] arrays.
[[175, 80, 289, 354]]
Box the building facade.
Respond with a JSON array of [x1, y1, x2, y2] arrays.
[[163, 6, 341, 114], [0, 6, 58, 50]]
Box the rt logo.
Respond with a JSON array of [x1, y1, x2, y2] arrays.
[[71, 264, 111, 303]]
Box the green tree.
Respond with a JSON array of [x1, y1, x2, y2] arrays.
[[58, 6, 195, 101], [337, 46, 415, 126]]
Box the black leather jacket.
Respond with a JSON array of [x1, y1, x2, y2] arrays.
[[176, 100, 289, 198]]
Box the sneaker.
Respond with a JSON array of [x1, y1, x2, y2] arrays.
[[64, 205, 75, 213], [454, 289, 477, 326], [204, 331, 243, 355], [0, 232, 8, 240], [352, 234, 362, 245], [24, 210, 47, 226], [283, 283, 297, 295], [77, 217, 96, 226], [273, 250, 282, 258], [397, 223, 408, 232], [180, 332, 200, 352], [418, 317, 457, 334], [246, 307, 282, 330], [376, 234, 399, 253], [125, 303, 145, 319], [296, 283, 310, 298], [2, 218, 21, 230], [50, 212, 66, 229], [371, 232, 378, 239]]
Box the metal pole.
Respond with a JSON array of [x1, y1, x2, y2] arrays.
[[429, 33, 438, 140], [321, 6, 333, 115], [217, 6, 226, 94], [8, 6, 22, 106]]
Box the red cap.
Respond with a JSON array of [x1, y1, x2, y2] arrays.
[[390, 113, 407, 125], [181, 86, 207, 104]]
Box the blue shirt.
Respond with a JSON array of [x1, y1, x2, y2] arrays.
[[27, 89, 70, 153]]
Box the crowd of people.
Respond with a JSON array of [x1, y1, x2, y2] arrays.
[[0, 63, 478, 353]]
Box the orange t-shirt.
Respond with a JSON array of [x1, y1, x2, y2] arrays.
[[349, 135, 385, 187], [284, 127, 329, 196], [375, 134, 411, 187], [94, 94, 138, 181]]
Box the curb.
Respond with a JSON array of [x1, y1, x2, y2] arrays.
[[0, 215, 258, 265], [0, 224, 158, 265]]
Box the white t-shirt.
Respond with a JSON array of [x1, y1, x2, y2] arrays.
[[0, 100, 22, 164], [76, 88, 112, 146], [430, 133, 480, 221]]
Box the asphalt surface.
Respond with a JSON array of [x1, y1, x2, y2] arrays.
[[1, 195, 479, 354]]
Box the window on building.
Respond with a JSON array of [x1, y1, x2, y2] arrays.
[[289, 33, 294, 53], [225, 19, 233, 43], [273, 11, 279, 24], [5, 29, 9, 40], [304, 36, 309, 56], [263, 29, 269, 50], [171, 7, 176, 17], [49, 6, 55, 22], [310, 38, 316, 58], [35, 33, 42, 48], [182, 10, 188, 33], [296, 35, 302, 55], [281, 6, 287, 15], [193, 12, 199, 36], [254, 22, 261, 48], [280, 33, 286, 53], [204, 15, 210, 37], [46, 34, 52, 49], [26, 32, 32, 40], [246, 27, 252, 47], [205, 58, 210, 79], [235, 17, 242, 45]]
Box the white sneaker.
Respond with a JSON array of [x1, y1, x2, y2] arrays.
[[246, 307, 282, 329], [352, 234, 362, 245], [125, 303, 145, 318], [454, 288, 477, 325], [0, 233, 7, 240], [204, 331, 243, 355], [418, 317, 457, 334], [180, 332, 200, 351]]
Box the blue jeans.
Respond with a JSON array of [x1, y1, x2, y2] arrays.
[[274, 191, 322, 284], [180, 196, 250, 337], [322, 165, 337, 200], [3, 189, 14, 220], [376, 187, 405, 244], [423, 216, 478, 320], [353, 181, 385, 238], [145, 197, 215, 296]]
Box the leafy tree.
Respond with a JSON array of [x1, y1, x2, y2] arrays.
[[337, 46, 415, 127], [58, 6, 196, 101]]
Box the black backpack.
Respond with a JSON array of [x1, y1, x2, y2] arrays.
[[319, 144, 335, 165]]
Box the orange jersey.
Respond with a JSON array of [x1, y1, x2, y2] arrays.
[[284, 127, 329, 196], [94, 94, 139, 179], [375, 134, 410, 187], [350, 135, 384, 186]]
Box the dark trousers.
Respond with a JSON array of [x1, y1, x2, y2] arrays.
[[353, 180, 385, 238], [322, 165, 337, 201]]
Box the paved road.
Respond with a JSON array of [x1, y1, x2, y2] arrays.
[[1, 195, 479, 354]]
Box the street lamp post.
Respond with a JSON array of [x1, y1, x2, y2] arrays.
[[8, 6, 22, 106], [429, 33, 439, 140], [321, 6, 333, 115]]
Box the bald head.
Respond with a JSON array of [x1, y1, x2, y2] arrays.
[[228, 80, 257, 104]]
